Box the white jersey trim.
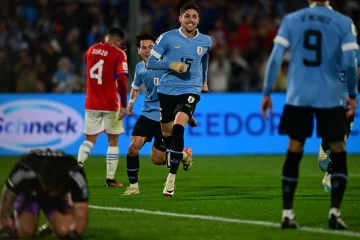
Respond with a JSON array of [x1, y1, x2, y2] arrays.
[[150, 49, 162, 59], [342, 42, 359, 52], [274, 36, 290, 48]]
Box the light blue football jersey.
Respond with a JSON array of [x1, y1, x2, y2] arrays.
[[150, 29, 211, 95], [340, 47, 360, 108], [132, 61, 163, 121], [275, 4, 358, 108]]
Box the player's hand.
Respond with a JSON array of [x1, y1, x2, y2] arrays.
[[118, 107, 126, 120], [169, 62, 188, 73], [346, 97, 357, 118], [357, 67, 360, 76], [201, 82, 209, 93], [188, 116, 198, 127], [0, 228, 17, 240], [261, 95, 273, 120], [127, 103, 134, 116]]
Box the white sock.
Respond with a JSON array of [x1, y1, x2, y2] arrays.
[[329, 208, 340, 218], [182, 151, 187, 161], [77, 141, 93, 164], [106, 147, 119, 180], [130, 182, 139, 189], [282, 209, 295, 220], [318, 145, 328, 161], [167, 173, 176, 182]]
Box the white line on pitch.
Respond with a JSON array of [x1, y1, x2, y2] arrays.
[[89, 205, 360, 238]]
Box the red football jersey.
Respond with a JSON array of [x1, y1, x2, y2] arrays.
[[85, 43, 128, 111]]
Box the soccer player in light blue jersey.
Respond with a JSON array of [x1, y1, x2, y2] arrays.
[[122, 33, 196, 195], [261, 0, 358, 230], [318, 47, 360, 192], [146, 3, 211, 197]]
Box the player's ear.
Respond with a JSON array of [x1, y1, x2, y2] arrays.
[[178, 15, 182, 23], [137, 48, 141, 55]]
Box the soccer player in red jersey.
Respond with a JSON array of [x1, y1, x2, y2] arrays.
[[77, 27, 128, 188]]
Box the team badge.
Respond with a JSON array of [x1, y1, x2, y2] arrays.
[[188, 96, 195, 103], [153, 77, 159, 86], [197, 46, 203, 55], [122, 62, 128, 70]]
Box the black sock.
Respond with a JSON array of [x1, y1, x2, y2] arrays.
[[327, 160, 333, 173], [330, 151, 347, 209], [282, 151, 303, 209], [163, 135, 173, 150], [126, 154, 139, 184], [169, 124, 184, 175], [321, 141, 330, 152]]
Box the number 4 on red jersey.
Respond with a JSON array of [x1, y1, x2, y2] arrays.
[[85, 43, 128, 111]]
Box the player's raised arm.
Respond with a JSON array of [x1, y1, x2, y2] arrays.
[[146, 34, 187, 73]]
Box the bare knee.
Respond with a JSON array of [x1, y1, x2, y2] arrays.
[[128, 143, 140, 157], [288, 138, 304, 152], [17, 226, 37, 239], [50, 213, 75, 237], [150, 148, 166, 165], [107, 135, 118, 147], [15, 212, 38, 239], [329, 141, 346, 153], [85, 135, 97, 145], [161, 123, 173, 137]]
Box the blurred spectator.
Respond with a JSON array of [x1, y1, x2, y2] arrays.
[[52, 57, 79, 93], [2, 0, 360, 93], [209, 45, 231, 92], [0, 49, 13, 92], [14, 50, 44, 93]]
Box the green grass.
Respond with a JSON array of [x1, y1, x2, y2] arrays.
[[1, 155, 360, 240]]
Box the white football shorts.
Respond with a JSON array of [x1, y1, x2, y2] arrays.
[[84, 110, 124, 135]]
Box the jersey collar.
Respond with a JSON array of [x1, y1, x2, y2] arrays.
[[178, 28, 199, 39], [310, 2, 333, 10]]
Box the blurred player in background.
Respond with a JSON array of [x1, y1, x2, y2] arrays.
[[123, 33, 196, 195], [77, 27, 128, 188], [147, 3, 211, 197], [318, 47, 360, 192], [0, 148, 88, 240], [261, 0, 358, 230]]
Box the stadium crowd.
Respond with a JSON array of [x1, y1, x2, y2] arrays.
[[0, 0, 359, 93]]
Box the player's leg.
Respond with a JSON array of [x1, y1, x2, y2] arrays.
[[104, 111, 125, 187], [13, 196, 40, 238], [316, 107, 348, 229], [318, 139, 330, 172], [45, 204, 78, 239], [278, 105, 313, 229], [123, 115, 155, 195], [78, 111, 104, 167], [163, 94, 200, 197], [123, 136, 147, 195]]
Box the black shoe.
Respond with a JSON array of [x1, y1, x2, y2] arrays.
[[329, 214, 348, 230], [281, 217, 300, 229], [105, 179, 123, 188]]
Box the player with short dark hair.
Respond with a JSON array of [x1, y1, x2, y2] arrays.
[[123, 33, 195, 195], [0, 148, 88, 240], [146, 2, 211, 197], [261, 0, 358, 230], [77, 27, 128, 188]]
